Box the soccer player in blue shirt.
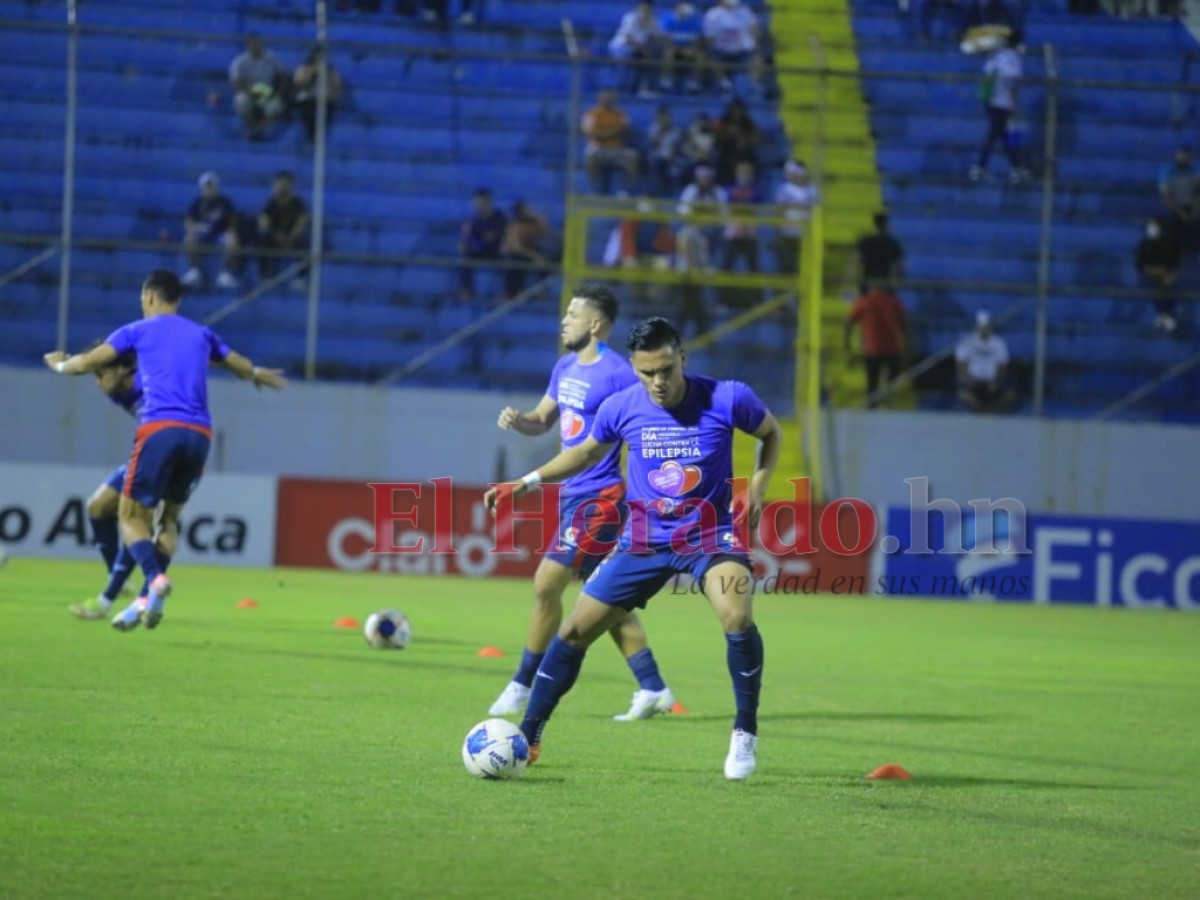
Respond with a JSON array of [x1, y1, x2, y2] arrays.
[[485, 316, 780, 779], [45, 269, 286, 631], [489, 283, 675, 722], [68, 351, 148, 620]]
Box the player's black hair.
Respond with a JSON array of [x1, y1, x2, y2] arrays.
[[627, 316, 682, 354], [143, 269, 183, 304], [275, 169, 294, 182], [572, 282, 619, 324], [873, 211, 890, 231]]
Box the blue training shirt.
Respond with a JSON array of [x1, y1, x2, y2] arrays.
[[108, 369, 146, 420], [105, 315, 231, 428]]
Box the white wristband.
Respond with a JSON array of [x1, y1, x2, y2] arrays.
[[55, 361, 67, 373], [520, 471, 542, 488]]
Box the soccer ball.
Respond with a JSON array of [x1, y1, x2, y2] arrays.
[[461, 718, 530, 780], [363, 609, 410, 649]]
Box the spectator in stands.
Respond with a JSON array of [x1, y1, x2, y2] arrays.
[[956, 310, 1015, 412], [680, 111, 718, 179], [293, 47, 344, 142], [603, 195, 676, 271], [1158, 147, 1200, 255], [773, 159, 818, 274], [1137, 217, 1181, 334], [582, 90, 639, 194], [676, 166, 728, 335], [501, 201, 551, 299], [229, 35, 289, 141], [714, 98, 760, 186], [660, 2, 707, 94], [845, 282, 908, 405], [609, 2, 665, 97], [420, 0, 476, 24], [182, 172, 240, 290], [646, 106, 683, 197], [258, 171, 310, 285], [723, 160, 763, 309], [703, 0, 761, 97], [850, 212, 906, 289], [459, 188, 507, 300], [970, 31, 1027, 184]]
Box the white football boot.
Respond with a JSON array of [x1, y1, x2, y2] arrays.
[[613, 687, 675, 722], [489, 681, 532, 717], [724, 729, 758, 781]]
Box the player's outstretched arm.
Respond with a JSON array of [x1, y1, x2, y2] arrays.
[[214, 350, 288, 390], [483, 437, 614, 516], [744, 412, 782, 531], [44, 344, 118, 376], [497, 395, 559, 436]]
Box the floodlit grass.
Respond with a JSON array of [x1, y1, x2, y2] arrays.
[[1, 557, 1198, 899]]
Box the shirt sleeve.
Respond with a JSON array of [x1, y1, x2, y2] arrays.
[[728, 381, 768, 434], [995, 339, 1009, 365], [846, 298, 864, 323], [105, 322, 138, 356], [206, 327, 232, 362], [545, 357, 564, 402], [590, 394, 623, 445], [955, 340, 969, 363]]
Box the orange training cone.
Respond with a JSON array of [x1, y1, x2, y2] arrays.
[[867, 764, 912, 780], [476, 646, 505, 658], [237, 599, 259, 609], [334, 617, 360, 629], [671, 702, 688, 714]]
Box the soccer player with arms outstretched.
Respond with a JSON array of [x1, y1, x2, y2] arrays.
[[490, 283, 675, 721], [69, 351, 146, 619], [45, 269, 286, 631], [486, 316, 780, 779]]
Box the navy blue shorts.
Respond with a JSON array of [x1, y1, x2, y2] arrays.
[[123, 422, 212, 509], [583, 545, 753, 610], [103, 464, 128, 494], [544, 482, 626, 580]]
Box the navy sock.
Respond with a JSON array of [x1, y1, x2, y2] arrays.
[[91, 517, 119, 573], [513, 648, 546, 688], [626, 648, 666, 692], [156, 550, 171, 576], [127, 539, 162, 585], [102, 545, 136, 601], [518, 636, 586, 746], [725, 626, 764, 736]]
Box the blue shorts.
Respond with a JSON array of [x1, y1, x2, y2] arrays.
[[103, 464, 128, 494], [123, 422, 212, 509], [545, 483, 626, 580], [583, 545, 752, 610]]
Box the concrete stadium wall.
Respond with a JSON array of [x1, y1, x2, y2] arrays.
[[3, 365, 1198, 520]]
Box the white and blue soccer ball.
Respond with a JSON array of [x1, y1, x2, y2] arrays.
[[462, 718, 530, 780], [363, 609, 411, 649]]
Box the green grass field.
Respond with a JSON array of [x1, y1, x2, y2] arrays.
[[2, 556, 1198, 899]]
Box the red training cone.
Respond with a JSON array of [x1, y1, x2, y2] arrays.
[[476, 646, 505, 658], [671, 702, 688, 714], [334, 617, 360, 629], [237, 599, 259, 609], [867, 764, 912, 780]]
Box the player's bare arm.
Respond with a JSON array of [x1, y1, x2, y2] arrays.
[[744, 412, 781, 531], [483, 437, 614, 516], [213, 349, 288, 390], [497, 395, 560, 435], [44, 343, 119, 376]]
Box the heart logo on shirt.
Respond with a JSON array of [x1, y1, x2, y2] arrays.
[[561, 412, 585, 440], [647, 461, 702, 497]]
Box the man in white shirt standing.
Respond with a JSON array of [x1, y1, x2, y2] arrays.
[[703, 0, 761, 96], [970, 31, 1027, 184], [956, 310, 1015, 412], [773, 159, 818, 275], [609, 2, 665, 97]]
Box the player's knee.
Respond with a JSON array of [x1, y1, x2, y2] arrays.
[[86, 493, 113, 519], [720, 608, 755, 634]]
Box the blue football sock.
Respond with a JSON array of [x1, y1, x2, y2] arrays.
[[513, 648, 546, 688], [519, 636, 586, 746], [155, 549, 171, 576], [626, 647, 666, 692], [725, 626, 764, 736], [91, 516, 119, 573], [102, 545, 136, 601], [127, 539, 162, 585]]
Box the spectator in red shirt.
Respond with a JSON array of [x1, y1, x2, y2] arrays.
[[845, 283, 908, 405]]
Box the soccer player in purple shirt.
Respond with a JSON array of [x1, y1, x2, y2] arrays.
[[68, 351, 149, 620], [44, 269, 286, 632], [489, 283, 675, 722], [485, 316, 781, 780]]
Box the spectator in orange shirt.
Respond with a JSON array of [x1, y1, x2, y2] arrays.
[[581, 90, 639, 194], [845, 282, 908, 405]]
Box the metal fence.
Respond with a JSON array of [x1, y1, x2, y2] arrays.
[[0, 2, 1197, 418]]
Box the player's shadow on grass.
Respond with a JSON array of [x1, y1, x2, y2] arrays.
[[661, 711, 994, 725]]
